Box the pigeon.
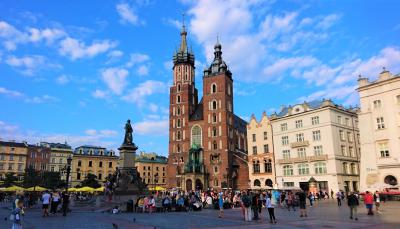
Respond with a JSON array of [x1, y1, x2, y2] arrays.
[[112, 223, 118, 229]]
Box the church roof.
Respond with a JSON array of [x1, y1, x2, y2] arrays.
[[189, 99, 203, 121], [233, 115, 247, 134]]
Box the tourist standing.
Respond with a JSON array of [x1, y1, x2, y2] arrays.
[[364, 191, 374, 215], [336, 191, 342, 206], [298, 191, 307, 217], [251, 192, 259, 220], [331, 189, 334, 199], [266, 193, 277, 224], [374, 191, 381, 213], [41, 190, 51, 217], [308, 192, 314, 207], [287, 192, 295, 211], [241, 191, 252, 222], [347, 192, 359, 220], [218, 191, 224, 218], [61, 192, 69, 216], [50, 191, 60, 215]]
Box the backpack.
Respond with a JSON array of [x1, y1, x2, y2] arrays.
[[242, 195, 251, 208]]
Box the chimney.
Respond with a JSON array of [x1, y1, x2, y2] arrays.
[[378, 67, 392, 81], [357, 75, 369, 87]]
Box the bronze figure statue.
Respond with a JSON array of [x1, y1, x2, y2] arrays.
[[123, 119, 133, 145]]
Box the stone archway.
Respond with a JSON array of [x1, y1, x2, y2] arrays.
[[195, 179, 203, 191], [384, 175, 398, 186], [265, 179, 273, 187], [186, 179, 193, 191]]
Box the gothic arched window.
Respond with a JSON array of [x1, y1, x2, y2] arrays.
[[213, 141, 218, 150], [177, 119, 181, 128], [191, 125, 202, 147], [211, 83, 217, 93], [177, 106, 181, 115], [177, 95, 181, 103], [177, 84, 181, 92], [212, 100, 217, 110]]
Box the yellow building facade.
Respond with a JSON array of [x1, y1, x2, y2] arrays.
[[247, 112, 276, 189], [70, 145, 117, 187], [42, 142, 73, 180], [0, 141, 28, 180], [135, 152, 168, 188]]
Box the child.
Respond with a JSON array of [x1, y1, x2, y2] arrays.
[[12, 199, 24, 229]]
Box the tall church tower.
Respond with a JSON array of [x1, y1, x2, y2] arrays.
[[167, 21, 198, 188]]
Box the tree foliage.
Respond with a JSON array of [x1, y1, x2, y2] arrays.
[[4, 172, 17, 187], [80, 173, 101, 188]]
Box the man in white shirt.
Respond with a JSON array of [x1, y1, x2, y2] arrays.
[[41, 190, 51, 217]]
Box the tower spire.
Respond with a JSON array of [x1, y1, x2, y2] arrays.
[[179, 13, 187, 52]]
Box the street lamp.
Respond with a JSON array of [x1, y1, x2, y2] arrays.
[[63, 155, 72, 216]]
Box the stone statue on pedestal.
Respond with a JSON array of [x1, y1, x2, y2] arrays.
[[123, 119, 133, 145]]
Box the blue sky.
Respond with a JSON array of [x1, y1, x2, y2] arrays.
[[1, 0, 399, 155]]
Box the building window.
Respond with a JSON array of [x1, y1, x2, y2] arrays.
[[342, 162, 348, 174], [295, 120, 303, 128], [177, 131, 181, 140], [89, 161, 92, 167], [177, 106, 181, 115], [212, 113, 217, 123], [283, 165, 293, 176], [99, 161, 103, 167], [338, 116, 342, 124], [252, 134, 256, 142], [214, 179, 219, 186], [373, 100, 382, 108], [311, 116, 319, 125], [143, 166, 146, 170], [282, 136, 289, 145], [191, 125, 202, 147], [253, 179, 261, 187], [349, 147, 354, 157], [296, 133, 304, 142], [252, 146, 257, 155], [297, 148, 306, 158], [314, 145, 323, 156], [109, 162, 113, 168], [298, 163, 309, 175], [345, 118, 350, 126], [0, 163, 3, 170], [264, 159, 272, 173], [263, 144, 269, 153], [379, 143, 390, 157], [78, 160, 81, 167], [9, 154, 14, 161], [339, 130, 345, 141], [8, 163, 13, 170], [282, 150, 290, 159], [213, 141, 218, 150], [177, 95, 181, 103], [77, 173, 81, 180], [212, 128, 217, 137], [341, 145, 347, 156], [18, 156, 23, 162], [253, 161, 260, 173], [177, 119, 181, 128], [263, 132, 268, 140], [347, 132, 353, 142], [377, 117, 385, 129], [281, 123, 287, 131], [314, 162, 327, 174], [98, 173, 102, 180], [312, 130, 321, 141], [212, 100, 217, 110], [59, 158, 63, 164], [211, 83, 217, 93], [350, 163, 357, 174], [177, 144, 181, 153]]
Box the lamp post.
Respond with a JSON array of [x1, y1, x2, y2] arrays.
[[63, 155, 72, 216]]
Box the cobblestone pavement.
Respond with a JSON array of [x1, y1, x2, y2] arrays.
[[1, 199, 399, 229]]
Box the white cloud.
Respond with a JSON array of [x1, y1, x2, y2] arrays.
[[101, 67, 129, 95], [316, 14, 341, 30], [0, 21, 66, 50], [85, 129, 97, 135], [0, 120, 19, 133], [116, 3, 143, 26], [122, 80, 167, 105], [5, 55, 59, 76], [56, 74, 70, 85], [92, 89, 108, 99], [0, 87, 24, 97], [59, 37, 117, 60], [24, 95, 59, 104], [148, 103, 159, 112], [137, 65, 149, 76], [126, 53, 150, 68], [106, 50, 124, 64], [133, 119, 168, 135]]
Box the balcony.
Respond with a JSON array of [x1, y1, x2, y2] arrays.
[[278, 154, 328, 164], [290, 141, 309, 148]]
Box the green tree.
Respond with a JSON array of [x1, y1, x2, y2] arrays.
[[23, 166, 42, 188], [4, 172, 17, 187], [42, 171, 65, 189], [80, 173, 101, 188]]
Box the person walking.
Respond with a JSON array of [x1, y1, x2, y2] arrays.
[[251, 192, 259, 220], [374, 191, 381, 213], [266, 193, 277, 224], [41, 190, 51, 217], [241, 191, 252, 222], [336, 191, 342, 206], [287, 192, 295, 211], [308, 192, 314, 207], [331, 189, 334, 199], [298, 191, 307, 217], [347, 192, 359, 220], [364, 191, 374, 215], [50, 192, 60, 215]]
